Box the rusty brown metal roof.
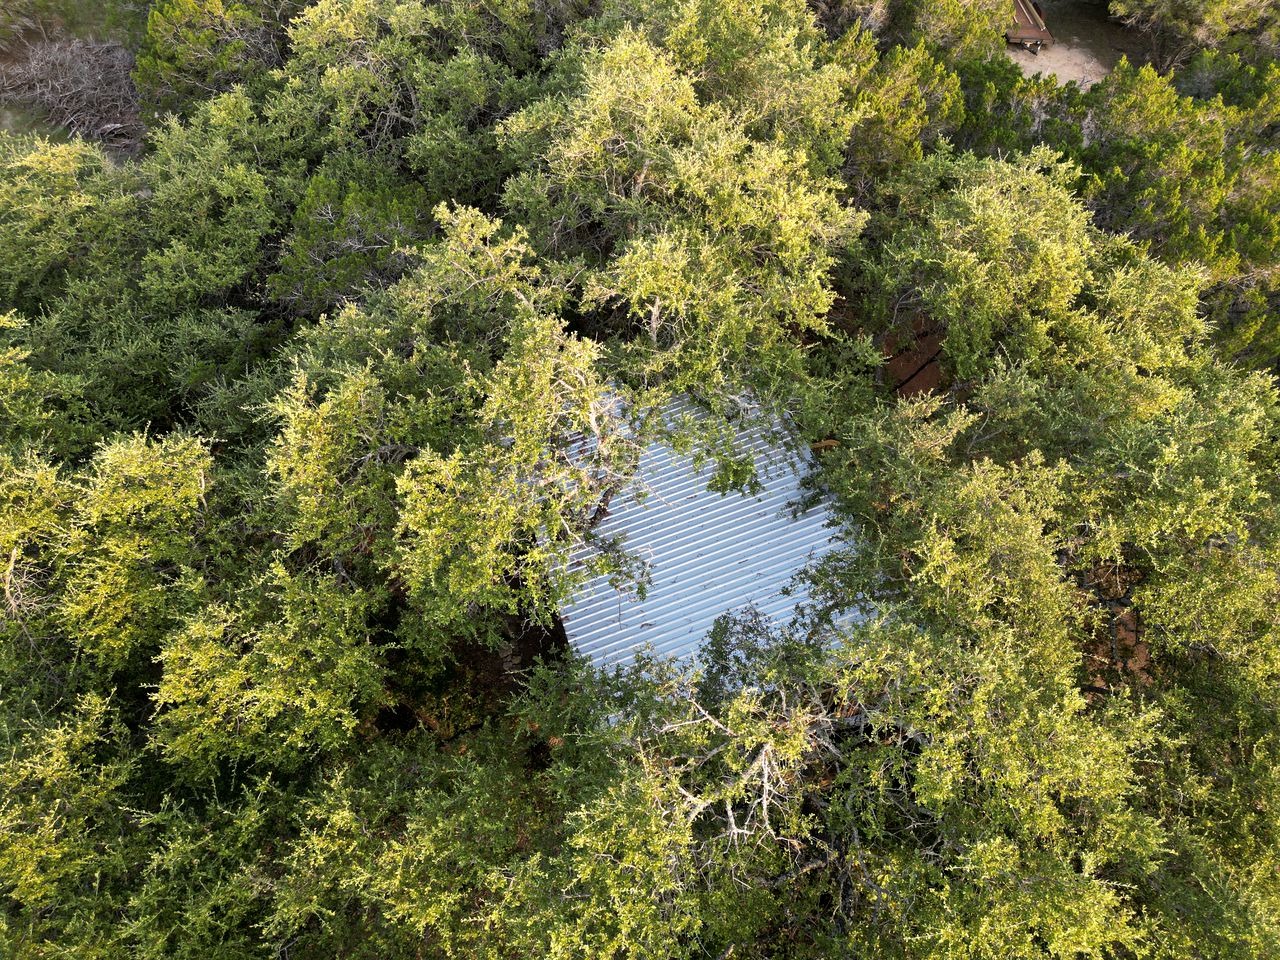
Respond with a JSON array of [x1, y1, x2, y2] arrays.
[[1008, 0, 1054, 46]]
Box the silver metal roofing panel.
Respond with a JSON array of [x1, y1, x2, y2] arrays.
[[559, 403, 839, 669]]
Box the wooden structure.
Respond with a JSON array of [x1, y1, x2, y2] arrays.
[[1007, 0, 1054, 51]]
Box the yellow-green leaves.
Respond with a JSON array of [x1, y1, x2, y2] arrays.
[[397, 306, 631, 628], [504, 27, 862, 402], [0, 694, 134, 913], [154, 566, 385, 774], [0, 135, 121, 309], [267, 366, 394, 555], [60, 434, 210, 671]]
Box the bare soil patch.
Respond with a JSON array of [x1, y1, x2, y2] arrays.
[[1007, 0, 1146, 87]]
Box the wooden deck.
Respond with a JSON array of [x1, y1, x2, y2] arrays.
[[1008, 0, 1054, 49]]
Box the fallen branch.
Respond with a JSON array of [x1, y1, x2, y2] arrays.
[[0, 37, 143, 153]]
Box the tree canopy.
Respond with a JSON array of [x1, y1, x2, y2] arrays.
[[1, 0, 1279, 957]]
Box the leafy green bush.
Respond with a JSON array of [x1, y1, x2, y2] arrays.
[[1, 0, 1278, 956]]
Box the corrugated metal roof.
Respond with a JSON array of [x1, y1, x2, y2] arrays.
[[559, 402, 840, 669]]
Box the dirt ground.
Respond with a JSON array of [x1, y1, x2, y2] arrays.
[[1007, 0, 1145, 88], [0, 102, 52, 136]]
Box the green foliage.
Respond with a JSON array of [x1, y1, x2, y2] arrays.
[[0, 433, 211, 692], [949, 53, 1086, 158], [894, 0, 1012, 60], [1111, 0, 1280, 68], [154, 565, 385, 775], [839, 36, 965, 196], [0, 312, 88, 454], [268, 0, 540, 165], [1, 0, 1279, 956], [626, 0, 865, 168], [865, 148, 1096, 382], [942, 49, 1280, 369], [137, 103, 282, 308], [1084, 59, 1280, 279], [270, 155, 431, 313], [1082, 57, 1280, 366], [119, 783, 283, 959], [0, 694, 136, 948], [0, 135, 123, 313], [396, 304, 629, 629], [0, 94, 290, 437], [502, 25, 863, 400], [134, 0, 292, 116], [60, 434, 211, 671], [810, 147, 1280, 956]]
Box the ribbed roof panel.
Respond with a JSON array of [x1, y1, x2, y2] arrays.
[[559, 403, 839, 669]]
